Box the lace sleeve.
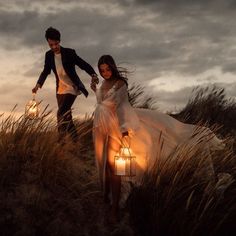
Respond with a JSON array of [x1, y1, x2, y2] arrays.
[[114, 82, 140, 135]]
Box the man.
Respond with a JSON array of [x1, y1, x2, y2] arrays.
[[32, 27, 99, 142]]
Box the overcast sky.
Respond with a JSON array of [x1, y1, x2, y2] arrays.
[[0, 0, 236, 118]]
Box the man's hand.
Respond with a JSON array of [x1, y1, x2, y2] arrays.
[[32, 83, 41, 94], [91, 74, 99, 85]]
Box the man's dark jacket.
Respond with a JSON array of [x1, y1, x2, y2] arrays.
[[37, 46, 96, 97]]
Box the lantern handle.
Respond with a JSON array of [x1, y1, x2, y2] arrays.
[[32, 93, 36, 101], [121, 135, 130, 148], [32, 92, 36, 100], [120, 135, 132, 158]]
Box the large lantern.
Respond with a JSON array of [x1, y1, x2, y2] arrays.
[[25, 93, 40, 119], [114, 146, 136, 176]]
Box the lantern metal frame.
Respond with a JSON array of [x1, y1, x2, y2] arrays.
[[114, 137, 136, 177], [25, 93, 40, 120]]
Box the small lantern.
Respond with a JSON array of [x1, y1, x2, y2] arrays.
[[25, 93, 40, 119], [114, 147, 136, 176]]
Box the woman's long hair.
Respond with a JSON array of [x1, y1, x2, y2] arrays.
[[97, 55, 128, 85]]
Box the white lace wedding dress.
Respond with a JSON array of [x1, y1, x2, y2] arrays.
[[93, 82, 225, 189]]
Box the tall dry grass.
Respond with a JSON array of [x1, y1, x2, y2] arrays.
[[127, 137, 236, 236], [128, 84, 158, 110], [0, 111, 134, 236], [0, 85, 235, 236], [127, 85, 236, 236], [171, 86, 236, 138]]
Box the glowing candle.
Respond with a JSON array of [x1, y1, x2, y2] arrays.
[[29, 107, 36, 114], [116, 157, 126, 175], [25, 98, 39, 119], [114, 146, 136, 176]]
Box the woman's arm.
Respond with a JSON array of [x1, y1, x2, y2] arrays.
[[113, 80, 137, 135]]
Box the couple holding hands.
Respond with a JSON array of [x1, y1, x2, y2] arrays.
[[32, 27, 224, 224]]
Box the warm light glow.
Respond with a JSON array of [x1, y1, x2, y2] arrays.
[[120, 147, 132, 156], [25, 99, 39, 119], [115, 157, 126, 175], [114, 146, 136, 176]]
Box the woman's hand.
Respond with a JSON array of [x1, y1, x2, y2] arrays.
[[122, 131, 129, 137], [91, 74, 99, 84], [90, 82, 97, 92], [121, 131, 129, 147]]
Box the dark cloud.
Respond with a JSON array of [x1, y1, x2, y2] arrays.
[[132, 0, 236, 11], [147, 81, 236, 113], [222, 63, 236, 74], [0, 10, 44, 45], [1, 0, 236, 77], [0, 0, 236, 116]]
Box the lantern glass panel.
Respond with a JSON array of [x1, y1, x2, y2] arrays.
[[25, 99, 39, 119], [114, 147, 136, 176]]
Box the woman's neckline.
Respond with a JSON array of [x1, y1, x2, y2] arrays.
[[101, 79, 118, 88]]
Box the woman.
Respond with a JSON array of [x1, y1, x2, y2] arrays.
[[91, 55, 224, 223]]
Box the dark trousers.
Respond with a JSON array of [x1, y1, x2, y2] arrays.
[[56, 94, 78, 142]]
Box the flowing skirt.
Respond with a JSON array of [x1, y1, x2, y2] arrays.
[[93, 106, 225, 189]]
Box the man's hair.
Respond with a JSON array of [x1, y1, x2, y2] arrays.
[[45, 27, 61, 41]]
